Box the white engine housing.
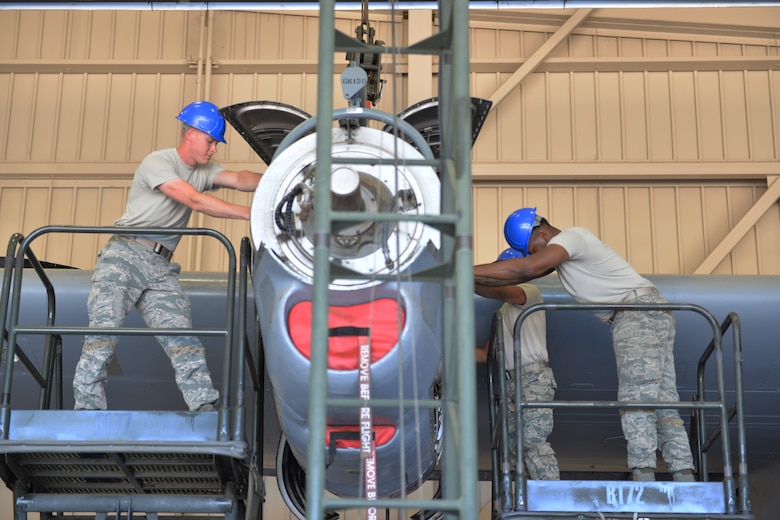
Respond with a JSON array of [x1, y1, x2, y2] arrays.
[[250, 125, 440, 290]]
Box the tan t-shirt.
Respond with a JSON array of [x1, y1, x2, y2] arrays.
[[499, 283, 548, 371], [115, 148, 223, 250], [548, 227, 655, 323]]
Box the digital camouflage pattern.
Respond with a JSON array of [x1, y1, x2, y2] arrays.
[[611, 293, 694, 474], [73, 236, 219, 411], [505, 365, 560, 480]]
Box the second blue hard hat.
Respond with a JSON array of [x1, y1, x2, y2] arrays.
[[497, 247, 526, 261], [176, 100, 226, 143]]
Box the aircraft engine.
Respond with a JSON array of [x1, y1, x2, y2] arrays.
[[221, 96, 491, 515], [251, 124, 441, 289], [249, 119, 444, 505]]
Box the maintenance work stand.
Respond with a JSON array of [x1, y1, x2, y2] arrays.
[[484, 300, 754, 520], [0, 226, 264, 520]]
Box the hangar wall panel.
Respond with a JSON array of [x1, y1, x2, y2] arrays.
[[1, 8, 779, 275], [472, 181, 780, 275], [470, 22, 780, 164]]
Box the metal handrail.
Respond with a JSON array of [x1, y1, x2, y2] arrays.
[[232, 236, 251, 441], [485, 300, 746, 516], [0, 225, 248, 444], [694, 312, 749, 512], [485, 312, 512, 516], [0, 233, 61, 410]]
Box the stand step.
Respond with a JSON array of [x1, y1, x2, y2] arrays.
[[522, 480, 727, 515], [0, 410, 249, 496], [6, 410, 220, 443]]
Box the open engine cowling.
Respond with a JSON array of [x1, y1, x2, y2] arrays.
[[221, 98, 492, 511]]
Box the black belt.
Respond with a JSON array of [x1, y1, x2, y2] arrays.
[[129, 236, 174, 261]]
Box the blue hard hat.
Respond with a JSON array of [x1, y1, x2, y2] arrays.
[[503, 207, 539, 256], [176, 101, 226, 143], [497, 247, 526, 261]]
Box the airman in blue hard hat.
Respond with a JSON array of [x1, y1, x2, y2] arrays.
[[73, 100, 262, 413], [474, 247, 560, 480], [475, 208, 696, 483]]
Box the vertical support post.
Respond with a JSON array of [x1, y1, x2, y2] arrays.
[[217, 235, 238, 442], [437, 1, 456, 515], [307, 1, 336, 518], [438, 0, 478, 518], [232, 237, 250, 442], [13, 482, 27, 520], [453, 0, 478, 516]]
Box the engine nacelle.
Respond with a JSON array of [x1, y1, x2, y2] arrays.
[[250, 122, 443, 499]]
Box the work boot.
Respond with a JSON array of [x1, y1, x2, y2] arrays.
[[632, 467, 655, 481], [672, 469, 696, 482]]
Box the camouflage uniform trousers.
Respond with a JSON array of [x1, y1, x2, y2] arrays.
[[73, 236, 220, 411], [611, 293, 694, 473], [505, 365, 560, 480]]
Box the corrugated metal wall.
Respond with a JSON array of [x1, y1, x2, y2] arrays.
[[471, 180, 779, 274], [471, 17, 780, 164], [1, 7, 778, 275], [466, 10, 780, 273]]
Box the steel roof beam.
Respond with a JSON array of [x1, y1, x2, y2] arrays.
[[2, 1, 780, 10]]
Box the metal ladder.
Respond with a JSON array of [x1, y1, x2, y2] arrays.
[[0, 226, 262, 520], [486, 300, 753, 520], [305, 1, 479, 518]]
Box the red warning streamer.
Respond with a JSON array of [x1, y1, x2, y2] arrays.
[[358, 339, 378, 520]]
